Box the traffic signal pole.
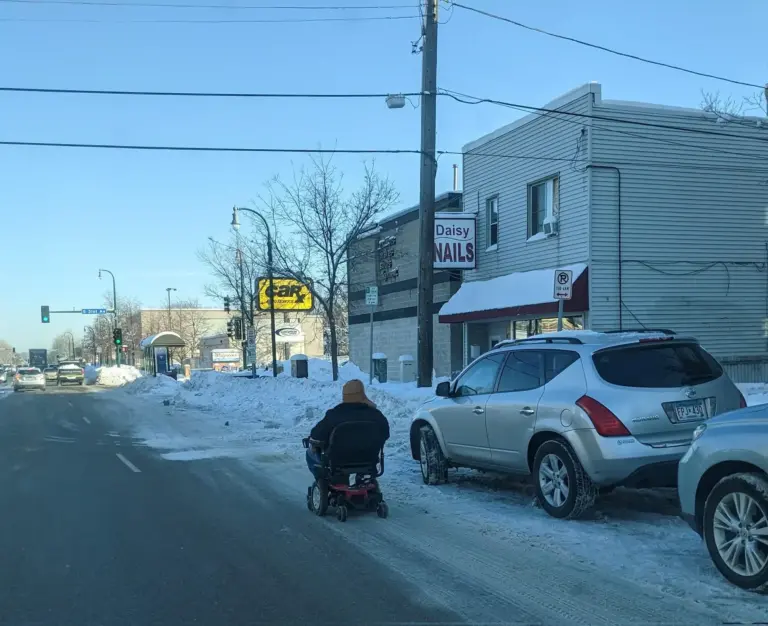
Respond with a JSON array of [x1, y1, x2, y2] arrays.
[[99, 269, 119, 367]]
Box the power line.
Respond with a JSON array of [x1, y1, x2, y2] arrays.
[[439, 89, 768, 145], [0, 0, 413, 8], [0, 14, 418, 22], [0, 86, 421, 99], [450, 2, 764, 91], [4, 139, 768, 173]]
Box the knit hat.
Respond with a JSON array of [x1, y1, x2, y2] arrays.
[[342, 379, 375, 408]]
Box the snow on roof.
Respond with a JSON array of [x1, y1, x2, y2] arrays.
[[140, 331, 186, 349], [439, 263, 587, 318]]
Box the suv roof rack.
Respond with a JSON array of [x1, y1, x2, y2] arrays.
[[495, 337, 583, 348], [602, 328, 676, 335]]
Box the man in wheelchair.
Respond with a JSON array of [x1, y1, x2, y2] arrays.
[[303, 379, 390, 521]]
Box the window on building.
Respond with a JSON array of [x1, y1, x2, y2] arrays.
[[528, 176, 559, 237], [486, 196, 499, 249]]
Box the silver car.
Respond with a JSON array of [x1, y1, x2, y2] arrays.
[[13, 367, 46, 392], [411, 329, 743, 519], [678, 407, 768, 591]]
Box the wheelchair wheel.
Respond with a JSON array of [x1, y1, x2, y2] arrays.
[[337, 505, 348, 522], [376, 502, 389, 519], [310, 481, 329, 517]]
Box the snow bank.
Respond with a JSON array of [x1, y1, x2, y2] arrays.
[[737, 382, 768, 406], [95, 365, 142, 387]]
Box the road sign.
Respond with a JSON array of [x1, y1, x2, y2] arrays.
[[82, 308, 107, 315], [257, 278, 314, 311], [365, 285, 379, 306], [246, 327, 255, 344], [553, 269, 573, 300]]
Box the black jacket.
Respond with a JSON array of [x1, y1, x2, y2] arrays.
[[309, 402, 390, 446]]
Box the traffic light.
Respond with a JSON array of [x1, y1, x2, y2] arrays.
[[234, 318, 243, 341], [113, 328, 123, 346], [224, 297, 230, 314], [41, 305, 50, 323], [226, 320, 234, 338]]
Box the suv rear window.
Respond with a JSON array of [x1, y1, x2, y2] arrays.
[[593, 341, 723, 388], [19, 368, 40, 375]]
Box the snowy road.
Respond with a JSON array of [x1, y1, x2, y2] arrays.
[[0, 388, 461, 625], [93, 373, 768, 626]]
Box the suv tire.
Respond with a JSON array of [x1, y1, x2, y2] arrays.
[[419, 425, 448, 485], [703, 472, 768, 591], [533, 439, 597, 520]]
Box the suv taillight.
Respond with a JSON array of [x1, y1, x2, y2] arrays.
[[576, 395, 631, 437], [738, 390, 747, 409]]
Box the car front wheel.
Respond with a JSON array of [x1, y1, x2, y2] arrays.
[[703, 472, 768, 591], [419, 425, 448, 485], [533, 439, 597, 520]]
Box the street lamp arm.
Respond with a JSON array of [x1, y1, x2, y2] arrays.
[[234, 206, 271, 239]]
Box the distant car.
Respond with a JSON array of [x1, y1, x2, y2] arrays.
[[411, 329, 744, 519], [43, 366, 59, 383], [0, 370, 6, 384], [678, 406, 768, 591], [13, 367, 45, 392], [57, 361, 85, 386]]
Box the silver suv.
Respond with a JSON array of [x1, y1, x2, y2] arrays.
[[410, 330, 744, 519]]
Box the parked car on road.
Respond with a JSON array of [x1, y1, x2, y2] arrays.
[[43, 366, 59, 384], [678, 406, 768, 591], [57, 361, 85, 386], [13, 367, 45, 392], [411, 329, 744, 519], [0, 369, 7, 384]]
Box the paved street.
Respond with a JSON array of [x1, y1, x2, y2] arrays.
[[0, 387, 462, 626]]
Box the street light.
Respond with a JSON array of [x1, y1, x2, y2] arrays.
[[231, 206, 277, 378], [98, 268, 120, 367], [165, 287, 177, 328]]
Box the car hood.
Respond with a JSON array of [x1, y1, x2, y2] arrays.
[[709, 404, 768, 427]]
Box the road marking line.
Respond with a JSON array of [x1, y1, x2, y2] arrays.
[[82, 416, 91, 425], [116, 453, 141, 473]]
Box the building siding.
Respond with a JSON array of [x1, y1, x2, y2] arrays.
[[347, 194, 463, 379], [462, 90, 592, 283], [590, 101, 768, 360]]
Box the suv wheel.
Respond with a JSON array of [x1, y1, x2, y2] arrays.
[[533, 439, 597, 519], [703, 472, 768, 591], [419, 425, 447, 485]]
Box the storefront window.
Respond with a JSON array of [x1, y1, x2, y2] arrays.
[[513, 316, 583, 339]]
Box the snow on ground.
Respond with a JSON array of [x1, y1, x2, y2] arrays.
[[102, 368, 768, 621], [86, 365, 142, 387]]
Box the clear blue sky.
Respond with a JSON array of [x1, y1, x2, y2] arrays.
[[1, 0, 765, 350]]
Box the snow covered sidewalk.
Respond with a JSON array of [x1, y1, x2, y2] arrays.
[[101, 365, 768, 622]]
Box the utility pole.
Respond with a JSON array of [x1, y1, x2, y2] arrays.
[[165, 287, 176, 328], [236, 244, 247, 370], [416, 0, 438, 388]]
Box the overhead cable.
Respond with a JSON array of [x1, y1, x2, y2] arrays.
[[450, 2, 764, 90]]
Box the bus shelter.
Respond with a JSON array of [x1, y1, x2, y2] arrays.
[[140, 331, 186, 377]]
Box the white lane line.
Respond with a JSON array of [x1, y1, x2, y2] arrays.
[[82, 416, 91, 425], [115, 453, 141, 473]]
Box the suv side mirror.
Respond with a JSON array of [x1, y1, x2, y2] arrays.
[[435, 381, 451, 397]]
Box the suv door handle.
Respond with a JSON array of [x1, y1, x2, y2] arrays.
[[473, 406, 485, 415], [520, 407, 535, 416]]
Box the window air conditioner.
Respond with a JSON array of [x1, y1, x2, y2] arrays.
[[543, 215, 559, 236]]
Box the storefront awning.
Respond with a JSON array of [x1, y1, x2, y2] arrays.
[[439, 263, 588, 324]]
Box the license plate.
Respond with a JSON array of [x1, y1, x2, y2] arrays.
[[673, 400, 706, 422]]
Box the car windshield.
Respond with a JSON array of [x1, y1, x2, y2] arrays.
[[593, 341, 723, 388]]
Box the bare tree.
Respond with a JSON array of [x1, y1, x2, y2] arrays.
[[173, 298, 212, 364], [0, 339, 13, 364], [701, 87, 768, 120], [265, 158, 399, 380]]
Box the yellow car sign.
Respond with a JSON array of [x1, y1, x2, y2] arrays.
[[257, 278, 314, 311]]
